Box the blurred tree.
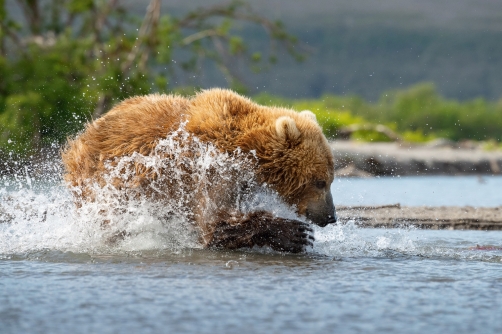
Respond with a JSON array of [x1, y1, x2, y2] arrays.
[[0, 0, 300, 156]]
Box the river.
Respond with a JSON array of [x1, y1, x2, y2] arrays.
[[1, 175, 501, 333]]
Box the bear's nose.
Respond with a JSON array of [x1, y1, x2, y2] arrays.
[[327, 214, 337, 224]]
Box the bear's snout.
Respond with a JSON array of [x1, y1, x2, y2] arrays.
[[327, 213, 337, 225], [313, 211, 337, 227], [306, 191, 337, 227]]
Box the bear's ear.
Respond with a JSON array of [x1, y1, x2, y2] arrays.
[[300, 110, 317, 123], [275, 116, 301, 142]]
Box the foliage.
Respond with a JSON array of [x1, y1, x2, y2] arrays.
[[255, 92, 409, 142], [0, 0, 300, 156], [363, 83, 502, 142], [1, 0, 500, 157], [255, 83, 502, 143], [254, 93, 365, 139]]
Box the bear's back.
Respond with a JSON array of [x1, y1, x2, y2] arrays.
[[62, 94, 190, 188]]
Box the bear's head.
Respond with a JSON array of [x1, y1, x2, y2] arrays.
[[188, 89, 337, 227], [257, 108, 337, 227]]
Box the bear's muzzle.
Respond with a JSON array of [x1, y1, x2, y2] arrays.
[[306, 191, 337, 227]]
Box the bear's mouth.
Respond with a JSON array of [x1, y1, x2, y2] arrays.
[[305, 211, 337, 227], [316, 216, 337, 227], [327, 214, 337, 225]]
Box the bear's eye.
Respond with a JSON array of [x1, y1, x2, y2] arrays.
[[315, 180, 326, 189]]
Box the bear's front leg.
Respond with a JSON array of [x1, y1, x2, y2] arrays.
[[206, 211, 314, 253]]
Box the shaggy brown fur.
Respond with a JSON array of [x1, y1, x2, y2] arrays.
[[62, 89, 335, 252]]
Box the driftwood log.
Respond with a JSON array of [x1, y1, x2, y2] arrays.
[[337, 204, 502, 230]]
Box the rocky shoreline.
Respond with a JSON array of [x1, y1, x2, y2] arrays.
[[337, 204, 502, 230], [330, 140, 502, 176]]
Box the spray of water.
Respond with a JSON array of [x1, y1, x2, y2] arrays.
[[1, 128, 500, 261], [0, 127, 302, 256]]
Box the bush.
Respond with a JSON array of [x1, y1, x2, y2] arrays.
[[0, 0, 300, 158], [254, 93, 366, 139], [254, 83, 502, 144]]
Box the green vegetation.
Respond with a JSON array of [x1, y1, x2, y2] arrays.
[[0, 0, 298, 157], [1, 1, 501, 161], [254, 93, 365, 140], [255, 83, 502, 144]]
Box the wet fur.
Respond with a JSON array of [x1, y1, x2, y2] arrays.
[[62, 89, 334, 252]]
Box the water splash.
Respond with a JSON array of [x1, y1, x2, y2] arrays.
[[311, 220, 417, 258], [0, 127, 300, 256], [1, 128, 501, 262], [312, 221, 502, 262]]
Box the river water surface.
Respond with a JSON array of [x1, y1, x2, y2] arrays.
[[1, 170, 501, 333]]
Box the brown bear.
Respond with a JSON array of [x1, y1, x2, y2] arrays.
[[62, 88, 336, 253]]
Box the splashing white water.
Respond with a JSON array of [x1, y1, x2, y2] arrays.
[[1, 128, 500, 261], [311, 220, 418, 258], [0, 128, 304, 255]]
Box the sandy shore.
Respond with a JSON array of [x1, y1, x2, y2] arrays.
[[330, 141, 502, 176], [337, 204, 502, 230]]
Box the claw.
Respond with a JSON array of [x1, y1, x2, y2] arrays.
[[297, 232, 308, 238], [298, 224, 314, 233]]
